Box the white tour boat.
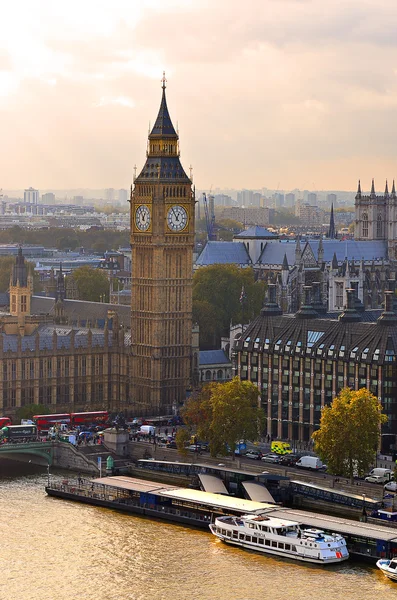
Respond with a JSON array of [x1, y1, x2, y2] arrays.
[[209, 513, 349, 564], [376, 558, 397, 581]]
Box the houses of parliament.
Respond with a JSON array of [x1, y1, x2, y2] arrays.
[[0, 78, 196, 420], [1, 77, 397, 436]]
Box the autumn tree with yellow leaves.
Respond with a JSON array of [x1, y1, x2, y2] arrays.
[[180, 377, 264, 458], [312, 388, 387, 478]]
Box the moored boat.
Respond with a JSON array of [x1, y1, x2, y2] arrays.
[[376, 558, 397, 581], [209, 513, 349, 564]]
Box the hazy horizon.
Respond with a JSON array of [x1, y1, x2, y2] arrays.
[[1, 0, 396, 191]]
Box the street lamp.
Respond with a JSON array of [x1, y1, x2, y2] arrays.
[[47, 463, 50, 486]]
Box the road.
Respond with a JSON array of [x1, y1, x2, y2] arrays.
[[132, 437, 384, 500]]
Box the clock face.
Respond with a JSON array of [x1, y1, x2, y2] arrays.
[[167, 205, 188, 232], [135, 205, 151, 231]]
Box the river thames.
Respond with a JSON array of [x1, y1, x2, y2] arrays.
[[0, 460, 394, 600]]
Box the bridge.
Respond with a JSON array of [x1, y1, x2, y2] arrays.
[[0, 441, 53, 465]]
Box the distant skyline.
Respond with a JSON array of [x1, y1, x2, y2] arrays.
[[1, 0, 397, 190]]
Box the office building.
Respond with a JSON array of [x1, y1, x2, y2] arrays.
[[24, 187, 39, 205]]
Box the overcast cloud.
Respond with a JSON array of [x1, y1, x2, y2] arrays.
[[1, 0, 397, 191]]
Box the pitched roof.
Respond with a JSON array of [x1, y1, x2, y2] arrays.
[[1, 325, 118, 353], [235, 226, 277, 239], [136, 155, 190, 183], [30, 297, 130, 329], [196, 242, 251, 266], [199, 349, 231, 366], [259, 241, 298, 266], [308, 240, 387, 262], [235, 308, 397, 365]]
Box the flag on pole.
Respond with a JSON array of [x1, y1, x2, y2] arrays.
[[239, 285, 247, 305]]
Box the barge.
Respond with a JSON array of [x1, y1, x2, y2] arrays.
[[46, 475, 397, 561]]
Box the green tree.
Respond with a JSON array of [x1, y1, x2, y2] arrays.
[[182, 377, 264, 458], [312, 387, 387, 478], [71, 266, 110, 302], [193, 265, 266, 349], [16, 404, 50, 422]]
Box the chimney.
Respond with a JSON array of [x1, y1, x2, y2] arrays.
[[338, 288, 361, 322], [312, 281, 326, 315], [377, 290, 397, 325], [296, 286, 318, 319], [260, 283, 282, 317]]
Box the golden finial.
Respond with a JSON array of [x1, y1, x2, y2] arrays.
[[189, 165, 193, 182], [133, 165, 137, 182], [161, 71, 167, 90]]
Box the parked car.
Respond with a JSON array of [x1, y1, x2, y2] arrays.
[[261, 453, 281, 463], [187, 444, 202, 452], [244, 450, 262, 460], [279, 454, 301, 467], [384, 481, 397, 492], [365, 475, 388, 484], [166, 441, 177, 449]]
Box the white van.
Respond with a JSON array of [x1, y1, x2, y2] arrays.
[[139, 425, 156, 436], [296, 456, 325, 470], [366, 468, 393, 483]]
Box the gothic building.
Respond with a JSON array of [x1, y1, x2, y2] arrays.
[[130, 75, 196, 414], [196, 182, 396, 314], [0, 250, 130, 418], [355, 179, 397, 258]]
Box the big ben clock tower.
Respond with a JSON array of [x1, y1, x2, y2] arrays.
[[130, 74, 195, 414]]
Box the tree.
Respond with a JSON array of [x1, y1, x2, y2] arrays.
[[312, 387, 387, 478], [16, 404, 50, 422], [71, 266, 110, 302], [193, 265, 266, 348], [182, 377, 264, 457], [175, 428, 190, 456]]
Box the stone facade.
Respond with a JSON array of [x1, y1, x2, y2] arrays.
[[130, 78, 195, 414]]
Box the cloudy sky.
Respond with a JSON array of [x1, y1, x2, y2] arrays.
[[1, 0, 397, 192]]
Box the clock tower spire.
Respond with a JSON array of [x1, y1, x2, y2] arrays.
[[130, 77, 195, 414]]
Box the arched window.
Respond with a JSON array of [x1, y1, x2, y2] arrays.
[[377, 214, 383, 238], [205, 370, 211, 380], [217, 369, 223, 380], [362, 213, 368, 238]]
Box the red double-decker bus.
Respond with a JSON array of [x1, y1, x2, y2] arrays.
[[70, 411, 108, 427], [33, 413, 71, 431], [0, 417, 11, 428]]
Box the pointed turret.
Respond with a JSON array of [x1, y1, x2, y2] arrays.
[[332, 252, 338, 270], [55, 262, 66, 302], [355, 179, 362, 200], [327, 203, 336, 239], [135, 74, 190, 184], [392, 180, 396, 200], [370, 178, 376, 198], [11, 247, 28, 287], [282, 252, 289, 271], [318, 237, 324, 263], [295, 236, 301, 265], [385, 180, 389, 198], [148, 73, 178, 140]]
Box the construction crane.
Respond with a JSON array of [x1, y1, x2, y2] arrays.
[[202, 192, 216, 241]]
